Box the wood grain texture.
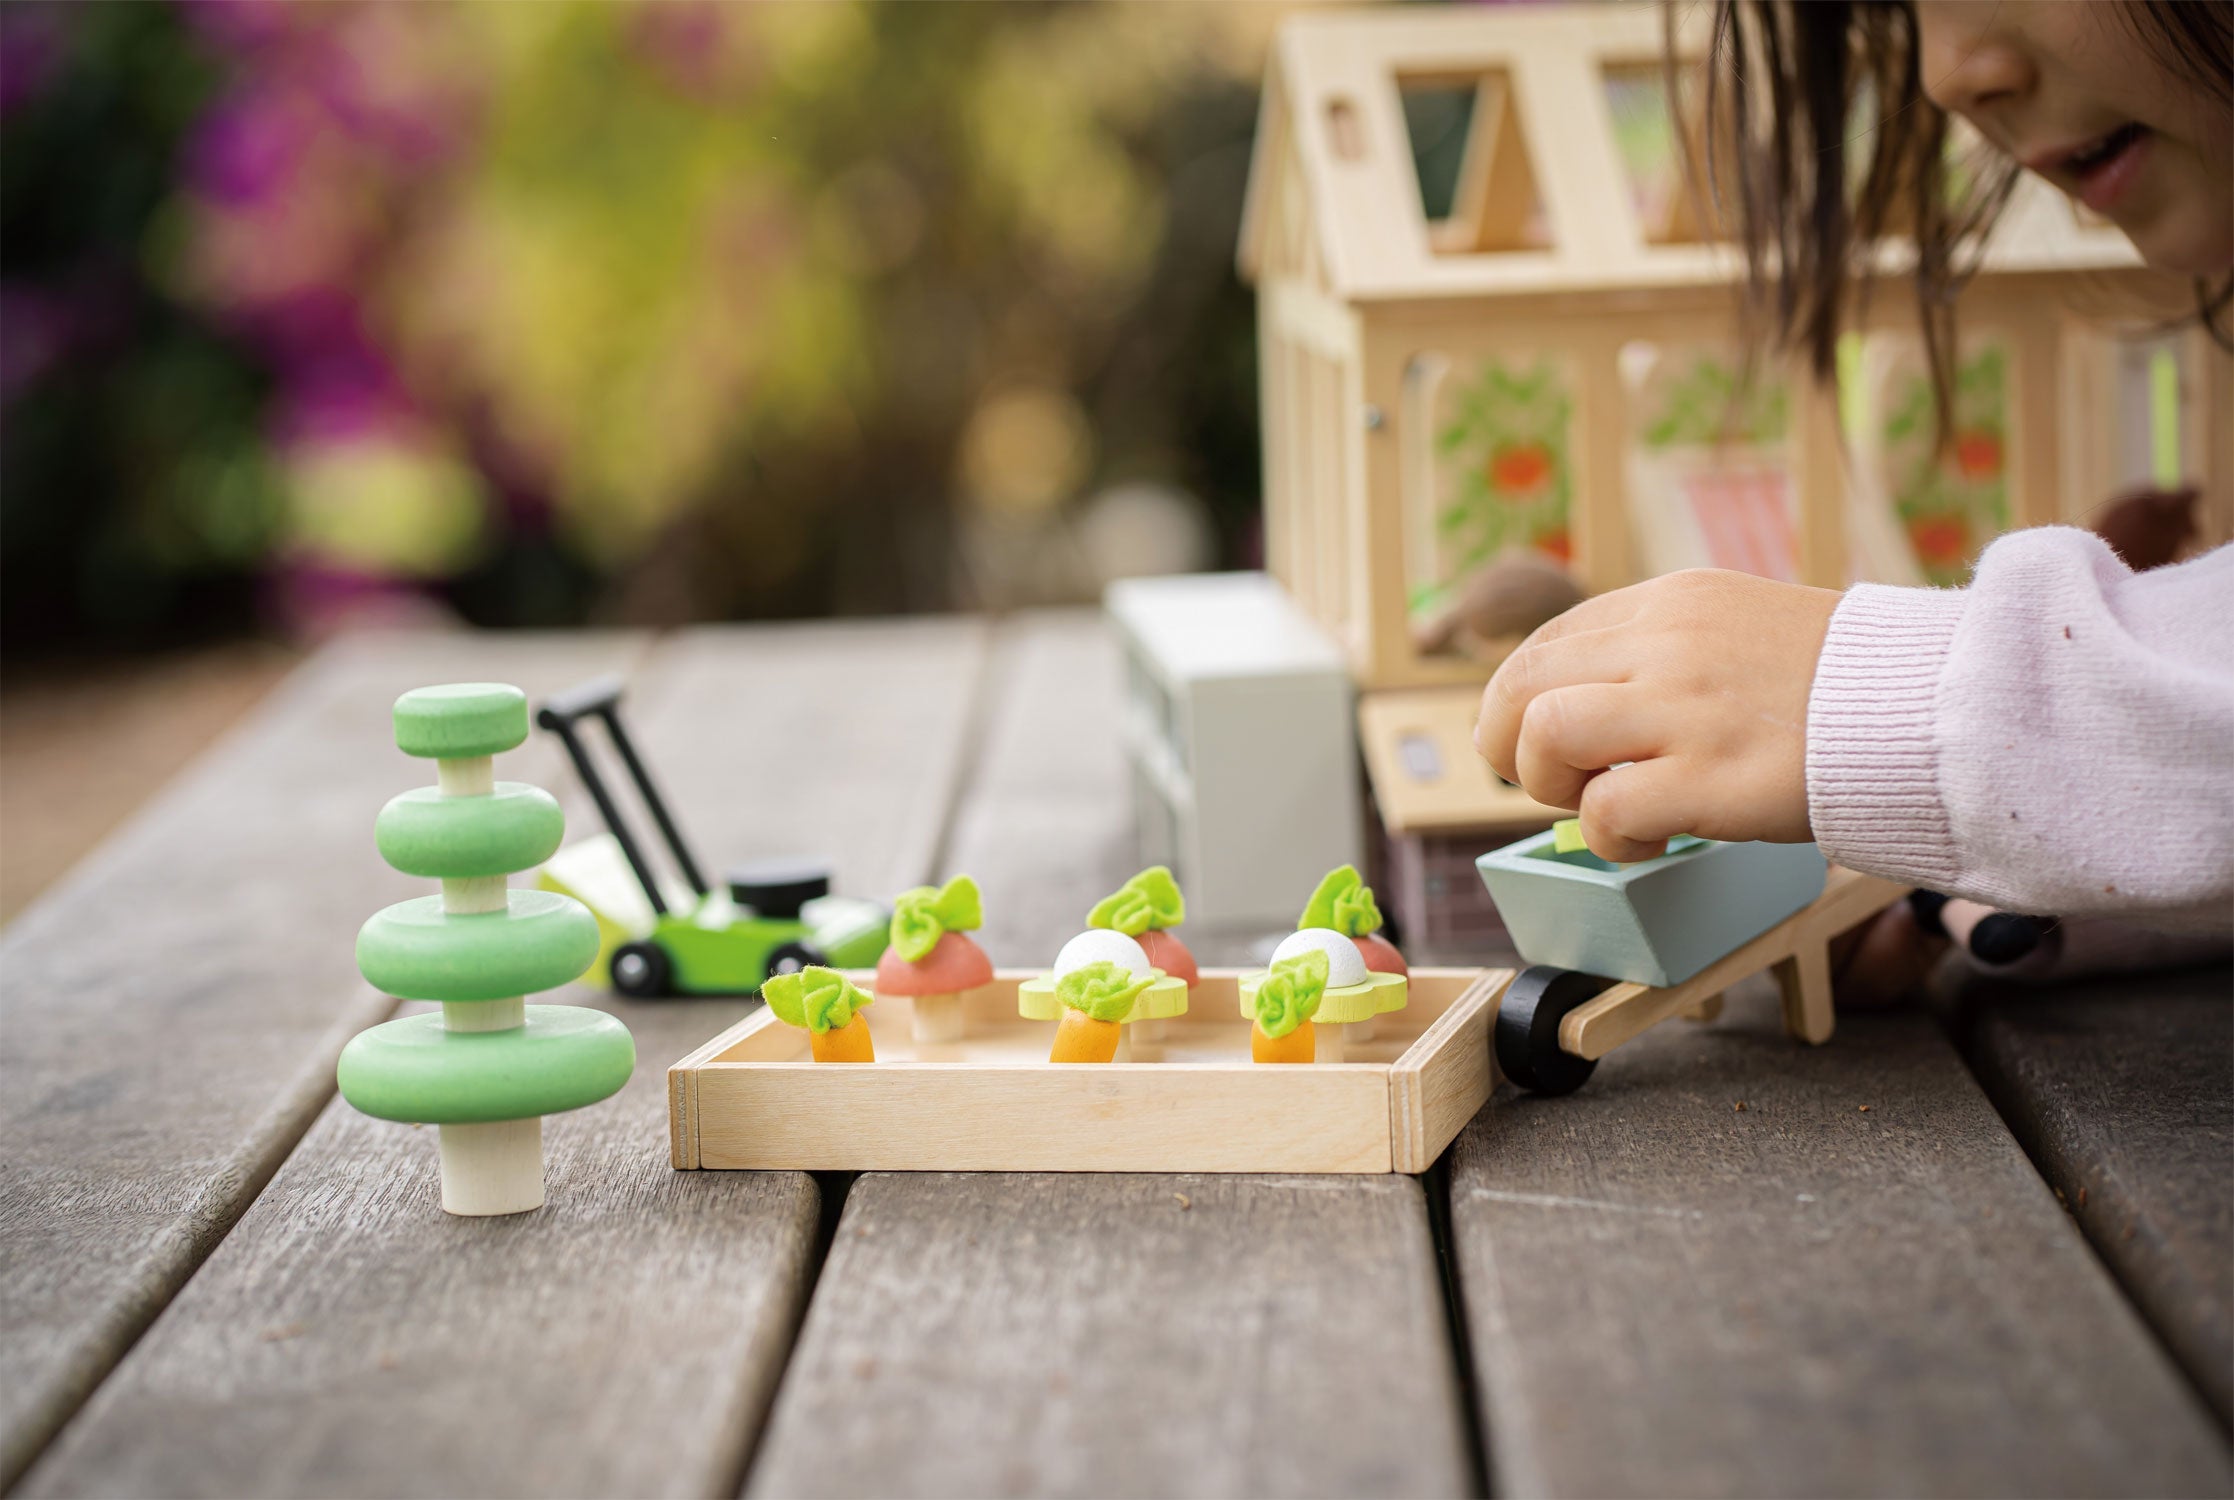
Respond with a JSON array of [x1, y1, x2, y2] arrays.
[[0, 629, 645, 1490], [20, 619, 994, 1499], [1954, 962, 2234, 1430], [744, 614, 1474, 1496], [746, 1172, 1474, 1500], [1452, 977, 2231, 1498], [20, 1023, 817, 1500], [1388, 968, 1510, 1172]]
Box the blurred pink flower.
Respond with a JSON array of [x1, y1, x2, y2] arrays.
[[0, 4, 67, 119], [183, 85, 311, 207]]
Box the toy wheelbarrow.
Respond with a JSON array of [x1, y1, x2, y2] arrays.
[[1475, 830, 1909, 1094]]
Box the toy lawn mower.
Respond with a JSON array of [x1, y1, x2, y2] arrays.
[[534, 678, 889, 997]]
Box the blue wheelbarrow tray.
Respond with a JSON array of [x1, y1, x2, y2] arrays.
[[1475, 831, 1829, 989]]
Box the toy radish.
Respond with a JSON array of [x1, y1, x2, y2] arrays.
[[876, 875, 993, 1044], [1087, 867, 1197, 986], [1300, 865, 1406, 977], [1250, 949, 1327, 1064], [763, 966, 876, 1062]]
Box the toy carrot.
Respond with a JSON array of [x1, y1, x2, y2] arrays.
[[876, 874, 994, 1044], [1251, 949, 1327, 1064], [1301, 865, 1407, 977], [1049, 961, 1153, 1064], [1087, 867, 1197, 986], [763, 966, 875, 1062]]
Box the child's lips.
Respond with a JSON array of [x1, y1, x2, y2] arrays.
[[2027, 123, 2151, 214]]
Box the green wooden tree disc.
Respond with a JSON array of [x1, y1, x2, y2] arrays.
[[375, 783, 566, 878], [336, 1004, 635, 1124], [392, 683, 529, 760], [357, 890, 600, 1002]]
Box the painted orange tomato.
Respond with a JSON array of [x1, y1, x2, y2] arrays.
[[1533, 528, 1572, 563], [1953, 429, 2003, 481], [1908, 515, 1970, 566], [1489, 441, 1553, 496]]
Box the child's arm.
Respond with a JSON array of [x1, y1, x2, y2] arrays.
[[1477, 530, 2234, 928]]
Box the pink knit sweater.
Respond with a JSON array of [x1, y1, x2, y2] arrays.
[[1807, 528, 2234, 933]]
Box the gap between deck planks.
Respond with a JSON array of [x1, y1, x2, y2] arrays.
[[17, 619, 994, 1499], [745, 613, 1478, 1500], [0, 629, 648, 1492], [1952, 960, 2234, 1432], [1450, 974, 2231, 1499]]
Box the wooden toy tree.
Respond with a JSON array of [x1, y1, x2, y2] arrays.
[[340, 683, 635, 1216]]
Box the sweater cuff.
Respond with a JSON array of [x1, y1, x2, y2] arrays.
[[1805, 583, 1969, 890]]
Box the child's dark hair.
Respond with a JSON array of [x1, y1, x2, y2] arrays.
[[1691, 0, 2233, 420]]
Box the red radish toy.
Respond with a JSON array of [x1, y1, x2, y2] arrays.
[[875, 875, 993, 1045], [1301, 865, 1406, 977], [1086, 866, 1196, 987]]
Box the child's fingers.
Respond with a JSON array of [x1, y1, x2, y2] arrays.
[[1575, 757, 1700, 862], [1513, 683, 1664, 811], [1476, 628, 1632, 782]]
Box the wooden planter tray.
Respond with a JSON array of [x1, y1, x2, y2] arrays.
[[670, 968, 1513, 1174]]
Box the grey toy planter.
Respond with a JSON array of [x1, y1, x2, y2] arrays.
[[1475, 832, 1828, 988]]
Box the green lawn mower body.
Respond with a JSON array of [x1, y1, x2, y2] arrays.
[[535, 680, 890, 997]]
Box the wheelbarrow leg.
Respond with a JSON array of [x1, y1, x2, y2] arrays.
[[1773, 940, 1835, 1043], [1683, 992, 1725, 1023]]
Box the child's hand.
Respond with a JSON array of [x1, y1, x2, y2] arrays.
[[1473, 570, 1841, 862]]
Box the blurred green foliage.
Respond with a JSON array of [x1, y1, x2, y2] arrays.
[[2, 3, 284, 652], [2, 1, 1274, 655]]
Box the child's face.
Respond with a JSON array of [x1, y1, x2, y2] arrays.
[[1915, 1, 2233, 276]]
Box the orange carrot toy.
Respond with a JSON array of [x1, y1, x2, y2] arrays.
[[763, 966, 876, 1062], [1250, 949, 1327, 1064], [1049, 961, 1153, 1063]]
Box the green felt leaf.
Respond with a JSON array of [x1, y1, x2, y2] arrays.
[[1253, 950, 1327, 1039], [1055, 961, 1152, 1023], [1299, 865, 1383, 938], [890, 874, 983, 962], [1088, 866, 1184, 936], [761, 966, 869, 1034]]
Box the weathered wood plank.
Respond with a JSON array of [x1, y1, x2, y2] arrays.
[[0, 629, 646, 1490], [1451, 977, 2231, 1498], [1955, 961, 2233, 1431], [20, 619, 994, 1499], [749, 1172, 1474, 1500], [747, 613, 1476, 1499]]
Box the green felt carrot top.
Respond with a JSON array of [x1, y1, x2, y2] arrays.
[[1253, 949, 1327, 1039], [1087, 866, 1185, 936], [1055, 961, 1153, 1023], [1299, 865, 1383, 938], [890, 875, 983, 962], [763, 966, 872, 1035]]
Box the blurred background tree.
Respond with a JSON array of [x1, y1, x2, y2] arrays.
[[3, 0, 1289, 660]]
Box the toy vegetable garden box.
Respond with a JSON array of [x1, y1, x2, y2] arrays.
[[669, 868, 1513, 1175]]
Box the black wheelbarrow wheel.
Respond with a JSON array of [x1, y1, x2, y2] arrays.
[[1495, 965, 1613, 1096]]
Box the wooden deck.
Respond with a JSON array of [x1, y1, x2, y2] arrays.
[[3, 615, 2226, 1498]]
